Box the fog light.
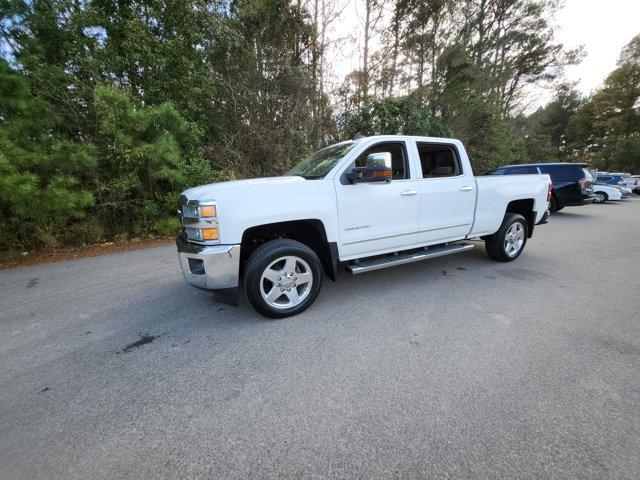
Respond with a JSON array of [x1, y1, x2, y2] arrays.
[[188, 258, 205, 275], [201, 227, 219, 240]]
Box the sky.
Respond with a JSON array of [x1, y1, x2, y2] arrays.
[[527, 0, 640, 108], [329, 0, 640, 110]]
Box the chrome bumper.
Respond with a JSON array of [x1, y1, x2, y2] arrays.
[[176, 231, 240, 290]]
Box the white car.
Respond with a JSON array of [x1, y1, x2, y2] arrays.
[[592, 183, 624, 203], [177, 135, 552, 317]]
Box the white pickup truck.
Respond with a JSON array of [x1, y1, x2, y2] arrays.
[[177, 135, 552, 317]]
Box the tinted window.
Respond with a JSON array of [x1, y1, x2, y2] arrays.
[[538, 164, 582, 182], [417, 143, 461, 178], [353, 142, 409, 180], [508, 166, 536, 174]]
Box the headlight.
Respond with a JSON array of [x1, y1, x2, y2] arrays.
[[180, 199, 220, 244]]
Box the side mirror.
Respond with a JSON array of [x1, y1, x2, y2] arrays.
[[346, 152, 392, 183]]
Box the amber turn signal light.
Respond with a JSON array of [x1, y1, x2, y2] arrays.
[[199, 205, 217, 217], [201, 227, 219, 240]]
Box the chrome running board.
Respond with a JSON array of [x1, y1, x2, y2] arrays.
[[346, 243, 474, 275]]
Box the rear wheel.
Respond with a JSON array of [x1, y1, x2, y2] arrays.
[[593, 191, 608, 204], [243, 239, 323, 318], [485, 213, 528, 262]]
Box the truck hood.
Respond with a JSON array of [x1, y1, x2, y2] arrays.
[[181, 176, 306, 201]]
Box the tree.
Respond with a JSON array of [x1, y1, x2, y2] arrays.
[[0, 60, 97, 250], [566, 35, 640, 172]]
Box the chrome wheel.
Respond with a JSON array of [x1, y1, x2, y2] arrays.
[[504, 222, 525, 257], [259, 255, 313, 310], [594, 192, 605, 203]]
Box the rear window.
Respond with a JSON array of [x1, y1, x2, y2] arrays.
[[486, 166, 535, 175], [538, 164, 583, 182], [417, 143, 462, 178], [508, 166, 536, 174], [581, 168, 593, 180]]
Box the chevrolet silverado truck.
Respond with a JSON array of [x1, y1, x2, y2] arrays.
[[177, 135, 552, 318]]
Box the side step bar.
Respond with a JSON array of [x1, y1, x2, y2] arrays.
[[346, 243, 474, 275]]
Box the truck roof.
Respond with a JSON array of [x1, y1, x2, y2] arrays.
[[352, 134, 462, 144], [498, 162, 591, 168]]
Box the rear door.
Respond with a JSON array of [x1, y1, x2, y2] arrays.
[[413, 141, 476, 244], [335, 140, 420, 259]]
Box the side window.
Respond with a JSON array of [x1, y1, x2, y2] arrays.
[[417, 143, 462, 178], [510, 166, 535, 174], [353, 142, 409, 180]]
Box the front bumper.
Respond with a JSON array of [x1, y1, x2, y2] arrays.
[[176, 231, 240, 290]]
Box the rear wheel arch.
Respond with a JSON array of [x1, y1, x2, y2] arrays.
[[504, 198, 535, 238]]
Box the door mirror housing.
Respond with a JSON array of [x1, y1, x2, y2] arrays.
[[346, 152, 392, 183]]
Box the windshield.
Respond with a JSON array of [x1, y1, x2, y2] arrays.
[[287, 141, 356, 179]]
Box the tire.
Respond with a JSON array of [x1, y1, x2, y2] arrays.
[[485, 213, 528, 262], [243, 239, 323, 318], [593, 191, 608, 204]]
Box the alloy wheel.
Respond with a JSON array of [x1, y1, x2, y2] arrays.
[[259, 255, 313, 310], [504, 222, 525, 257]]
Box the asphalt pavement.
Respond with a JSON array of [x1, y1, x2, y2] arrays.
[[1, 198, 639, 479]]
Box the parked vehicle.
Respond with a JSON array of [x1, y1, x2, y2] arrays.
[[592, 183, 624, 203], [177, 135, 552, 318], [607, 172, 635, 189], [486, 162, 594, 212], [632, 175, 640, 194], [619, 187, 632, 198], [596, 174, 632, 197]]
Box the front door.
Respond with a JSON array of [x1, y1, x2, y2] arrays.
[[335, 141, 420, 259]]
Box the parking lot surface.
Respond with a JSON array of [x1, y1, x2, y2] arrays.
[[1, 199, 639, 479]]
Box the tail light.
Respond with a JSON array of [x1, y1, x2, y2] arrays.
[[547, 181, 553, 202], [579, 178, 590, 189]]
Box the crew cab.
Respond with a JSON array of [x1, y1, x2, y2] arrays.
[[177, 135, 552, 318]]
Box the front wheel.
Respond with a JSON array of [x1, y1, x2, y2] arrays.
[[485, 213, 528, 262], [243, 239, 323, 318]]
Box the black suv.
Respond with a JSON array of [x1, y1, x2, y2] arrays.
[[487, 163, 595, 212]]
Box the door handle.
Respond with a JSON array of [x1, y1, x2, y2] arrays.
[[400, 190, 418, 196], [459, 186, 474, 191]]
